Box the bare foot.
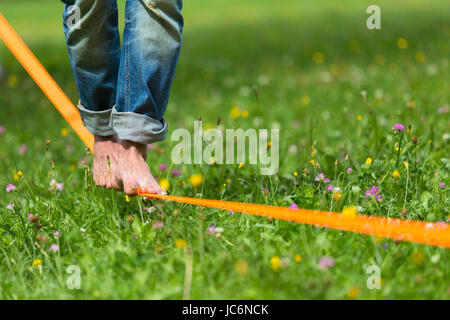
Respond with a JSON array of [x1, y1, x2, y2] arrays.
[[93, 135, 121, 190], [116, 139, 164, 196]]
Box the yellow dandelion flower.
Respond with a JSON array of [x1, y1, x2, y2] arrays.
[[234, 259, 249, 275], [357, 114, 363, 121], [241, 110, 249, 118], [313, 52, 325, 64], [230, 106, 241, 119], [342, 206, 357, 218], [300, 95, 310, 106], [392, 170, 400, 179], [333, 191, 342, 201], [125, 195, 130, 202], [375, 54, 386, 66], [428, 139, 432, 144], [238, 163, 244, 169], [403, 161, 408, 168], [347, 287, 359, 299], [397, 37, 408, 49], [365, 157, 373, 165], [7, 74, 19, 88], [315, 162, 320, 168], [17, 171, 23, 177], [294, 254, 302, 263], [225, 179, 231, 184], [159, 178, 170, 191], [270, 256, 281, 271], [415, 51, 425, 63], [175, 238, 187, 248], [60, 128, 69, 137], [309, 160, 315, 165], [13, 172, 19, 182], [267, 141, 272, 148], [293, 171, 298, 177], [32, 259, 42, 267], [188, 174, 203, 188], [411, 250, 424, 265]]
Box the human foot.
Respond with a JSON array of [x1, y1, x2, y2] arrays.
[[92, 135, 121, 190], [115, 139, 164, 196]]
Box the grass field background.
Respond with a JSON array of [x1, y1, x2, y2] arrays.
[[0, 0, 449, 299]]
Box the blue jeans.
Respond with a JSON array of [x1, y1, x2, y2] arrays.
[[62, 0, 183, 144]]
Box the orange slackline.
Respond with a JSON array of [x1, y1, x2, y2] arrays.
[[0, 13, 94, 152], [1, 12, 449, 249], [139, 193, 450, 249]]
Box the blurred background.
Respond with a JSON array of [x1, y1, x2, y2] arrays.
[[0, 0, 448, 173]]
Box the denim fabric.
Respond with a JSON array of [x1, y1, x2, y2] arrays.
[[62, 0, 183, 143]]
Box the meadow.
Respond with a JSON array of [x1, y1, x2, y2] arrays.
[[0, 0, 449, 299]]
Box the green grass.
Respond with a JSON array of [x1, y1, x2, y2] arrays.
[[0, 0, 449, 299]]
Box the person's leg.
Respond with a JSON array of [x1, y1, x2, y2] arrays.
[[114, 0, 184, 195], [62, 0, 121, 189]]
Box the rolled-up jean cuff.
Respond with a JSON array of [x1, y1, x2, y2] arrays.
[[110, 107, 168, 145], [77, 104, 115, 136]]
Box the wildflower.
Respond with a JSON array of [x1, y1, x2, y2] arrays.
[[403, 161, 408, 168], [53, 231, 60, 238], [356, 115, 362, 121], [59, 128, 69, 137], [6, 203, 14, 210], [342, 206, 357, 218], [5, 184, 16, 192], [238, 163, 244, 169], [324, 177, 330, 183], [300, 95, 310, 106], [0, 125, 4, 134], [365, 157, 373, 165], [230, 106, 241, 119], [294, 254, 302, 263], [234, 259, 249, 275], [326, 185, 334, 192], [241, 110, 249, 118], [125, 195, 130, 202], [346, 167, 353, 174], [152, 220, 164, 229], [411, 250, 424, 265], [270, 256, 281, 271], [392, 123, 405, 132], [262, 188, 269, 195], [170, 169, 182, 177], [80, 228, 86, 233], [332, 191, 342, 201], [415, 51, 425, 63], [159, 178, 170, 191], [293, 171, 298, 177], [175, 238, 187, 248], [438, 106, 448, 114], [288, 144, 298, 153], [18, 144, 27, 156], [392, 170, 400, 179], [318, 256, 335, 269], [397, 37, 408, 49], [32, 259, 42, 267], [439, 182, 445, 189], [17, 171, 23, 177], [312, 52, 325, 64], [347, 287, 359, 299], [228, 210, 234, 216], [49, 244, 59, 252], [159, 163, 168, 171], [315, 172, 326, 182], [365, 186, 383, 202], [289, 202, 298, 210], [207, 223, 216, 235], [188, 174, 203, 188]]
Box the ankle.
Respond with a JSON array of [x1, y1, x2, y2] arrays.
[[120, 140, 147, 159], [94, 135, 116, 143]]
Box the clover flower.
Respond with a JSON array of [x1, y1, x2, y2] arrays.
[[365, 186, 384, 202], [159, 163, 168, 171], [319, 256, 335, 269], [347, 168, 352, 174], [289, 202, 298, 210], [170, 169, 182, 177], [392, 123, 405, 132], [6, 203, 14, 210], [439, 182, 445, 189], [315, 172, 326, 182], [6, 184, 16, 192], [49, 244, 59, 252]]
